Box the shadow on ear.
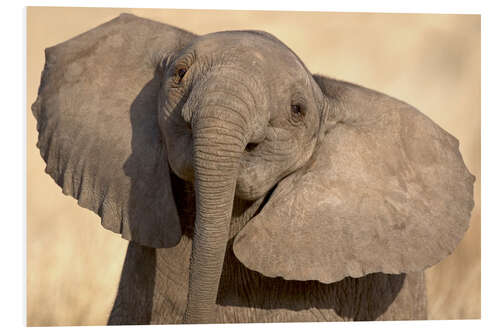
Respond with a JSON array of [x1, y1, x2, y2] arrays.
[[233, 75, 475, 283], [31, 14, 196, 248]]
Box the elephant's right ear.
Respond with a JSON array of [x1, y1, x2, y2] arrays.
[[31, 14, 196, 248], [234, 75, 475, 283]]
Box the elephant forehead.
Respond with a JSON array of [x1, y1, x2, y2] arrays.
[[196, 31, 305, 72]]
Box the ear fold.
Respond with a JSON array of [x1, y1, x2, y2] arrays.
[[233, 75, 474, 283], [31, 14, 196, 248]]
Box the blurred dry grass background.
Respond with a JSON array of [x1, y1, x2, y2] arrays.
[[26, 7, 480, 325]]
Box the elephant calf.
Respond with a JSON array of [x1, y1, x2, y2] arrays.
[[32, 14, 474, 324]]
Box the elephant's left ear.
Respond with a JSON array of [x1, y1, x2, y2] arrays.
[[233, 75, 475, 283]]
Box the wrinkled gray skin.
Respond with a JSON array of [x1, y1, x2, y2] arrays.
[[109, 30, 425, 324], [32, 15, 473, 325]]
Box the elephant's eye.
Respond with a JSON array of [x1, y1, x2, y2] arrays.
[[290, 104, 305, 124], [291, 104, 301, 115], [176, 67, 188, 83]]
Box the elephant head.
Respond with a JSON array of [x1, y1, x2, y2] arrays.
[[32, 14, 475, 323]]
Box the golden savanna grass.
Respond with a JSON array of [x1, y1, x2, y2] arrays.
[[27, 7, 480, 325]]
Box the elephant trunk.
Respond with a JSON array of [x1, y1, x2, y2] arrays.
[[183, 104, 249, 323]]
